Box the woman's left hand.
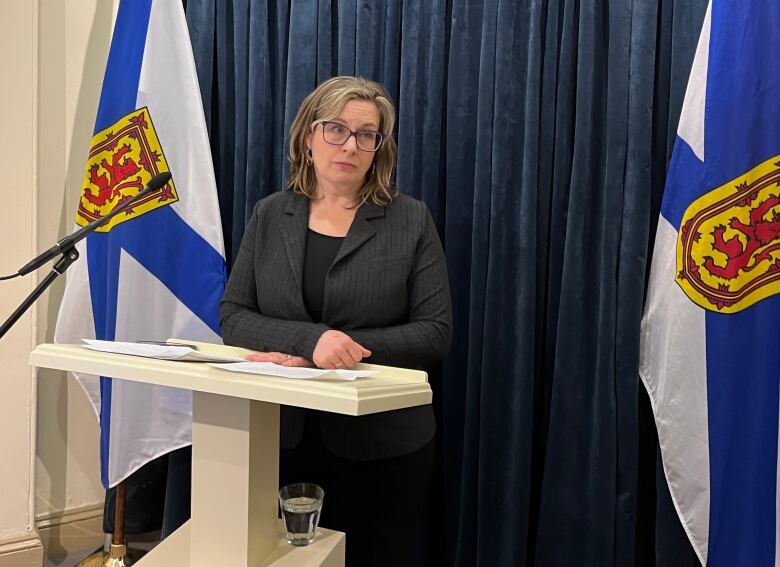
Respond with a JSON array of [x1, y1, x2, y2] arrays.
[[245, 352, 315, 367]]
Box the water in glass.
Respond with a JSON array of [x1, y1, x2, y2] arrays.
[[280, 496, 322, 546]]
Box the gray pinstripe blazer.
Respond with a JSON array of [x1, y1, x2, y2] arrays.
[[220, 190, 452, 460]]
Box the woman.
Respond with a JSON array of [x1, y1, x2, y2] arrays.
[[220, 76, 452, 566]]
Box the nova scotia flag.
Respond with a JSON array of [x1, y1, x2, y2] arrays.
[[641, 1, 780, 565], [54, 0, 226, 488]]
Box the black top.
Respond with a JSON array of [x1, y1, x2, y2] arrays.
[[302, 229, 344, 322]]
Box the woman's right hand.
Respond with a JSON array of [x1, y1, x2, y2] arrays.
[[312, 330, 371, 369]]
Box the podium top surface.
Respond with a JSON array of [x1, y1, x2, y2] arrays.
[[30, 342, 431, 416]]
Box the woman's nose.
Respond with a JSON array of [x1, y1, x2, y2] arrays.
[[341, 134, 359, 152]]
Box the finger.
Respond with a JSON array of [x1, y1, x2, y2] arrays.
[[350, 340, 372, 358], [335, 353, 357, 369], [346, 342, 367, 363], [281, 357, 314, 367]]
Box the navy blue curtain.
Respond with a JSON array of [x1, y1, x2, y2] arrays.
[[185, 1, 708, 565]]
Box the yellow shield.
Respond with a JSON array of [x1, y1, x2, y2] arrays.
[[676, 154, 780, 313], [78, 107, 177, 231]]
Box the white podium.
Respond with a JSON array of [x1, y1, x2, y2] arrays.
[[29, 342, 432, 567]]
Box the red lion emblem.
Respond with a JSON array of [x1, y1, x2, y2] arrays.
[[82, 144, 143, 208], [703, 194, 780, 279]]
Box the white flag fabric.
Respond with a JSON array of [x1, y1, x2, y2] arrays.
[[640, 1, 780, 565], [54, 0, 226, 488]]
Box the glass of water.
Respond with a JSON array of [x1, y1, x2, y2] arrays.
[[279, 482, 324, 546]]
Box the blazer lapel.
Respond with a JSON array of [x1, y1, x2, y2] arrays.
[[280, 195, 385, 286], [280, 193, 309, 291], [332, 201, 385, 266]]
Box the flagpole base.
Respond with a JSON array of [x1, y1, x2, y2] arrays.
[[103, 543, 134, 567]]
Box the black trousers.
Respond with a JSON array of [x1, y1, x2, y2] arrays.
[[280, 414, 436, 567]]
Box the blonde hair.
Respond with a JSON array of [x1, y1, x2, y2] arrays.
[[287, 76, 398, 205]]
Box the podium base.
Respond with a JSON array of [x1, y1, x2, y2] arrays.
[[135, 521, 345, 567]]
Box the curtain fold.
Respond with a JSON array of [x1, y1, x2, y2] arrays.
[[186, 0, 709, 564]]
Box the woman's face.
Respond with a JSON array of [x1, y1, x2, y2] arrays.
[[306, 99, 380, 197]]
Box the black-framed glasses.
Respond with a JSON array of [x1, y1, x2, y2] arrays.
[[313, 120, 385, 152]]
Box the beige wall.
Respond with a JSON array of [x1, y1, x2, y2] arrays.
[[0, 1, 40, 550], [0, 0, 120, 549], [34, 0, 117, 526]]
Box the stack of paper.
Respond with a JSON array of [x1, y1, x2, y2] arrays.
[[81, 339, 245, 363]]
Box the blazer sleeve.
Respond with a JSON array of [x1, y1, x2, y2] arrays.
[[345, 209, 452, 367], [220, 203, 330, 359]]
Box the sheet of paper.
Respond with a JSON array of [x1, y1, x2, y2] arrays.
[[208, 361, 377, 381], [81, 339, 245, 363]]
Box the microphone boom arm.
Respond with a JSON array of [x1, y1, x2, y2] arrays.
[[0, 171, 172, 341], [17, 172, 171, 276]]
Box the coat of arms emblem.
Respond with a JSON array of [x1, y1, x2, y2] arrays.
[[78, 107, 177, 231]]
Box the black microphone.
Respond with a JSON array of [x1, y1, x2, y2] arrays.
[[17, 172, 172, 276]]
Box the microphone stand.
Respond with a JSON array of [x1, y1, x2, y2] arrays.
[[0, 247, 80, 339], [0, 172, 171, 340]]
